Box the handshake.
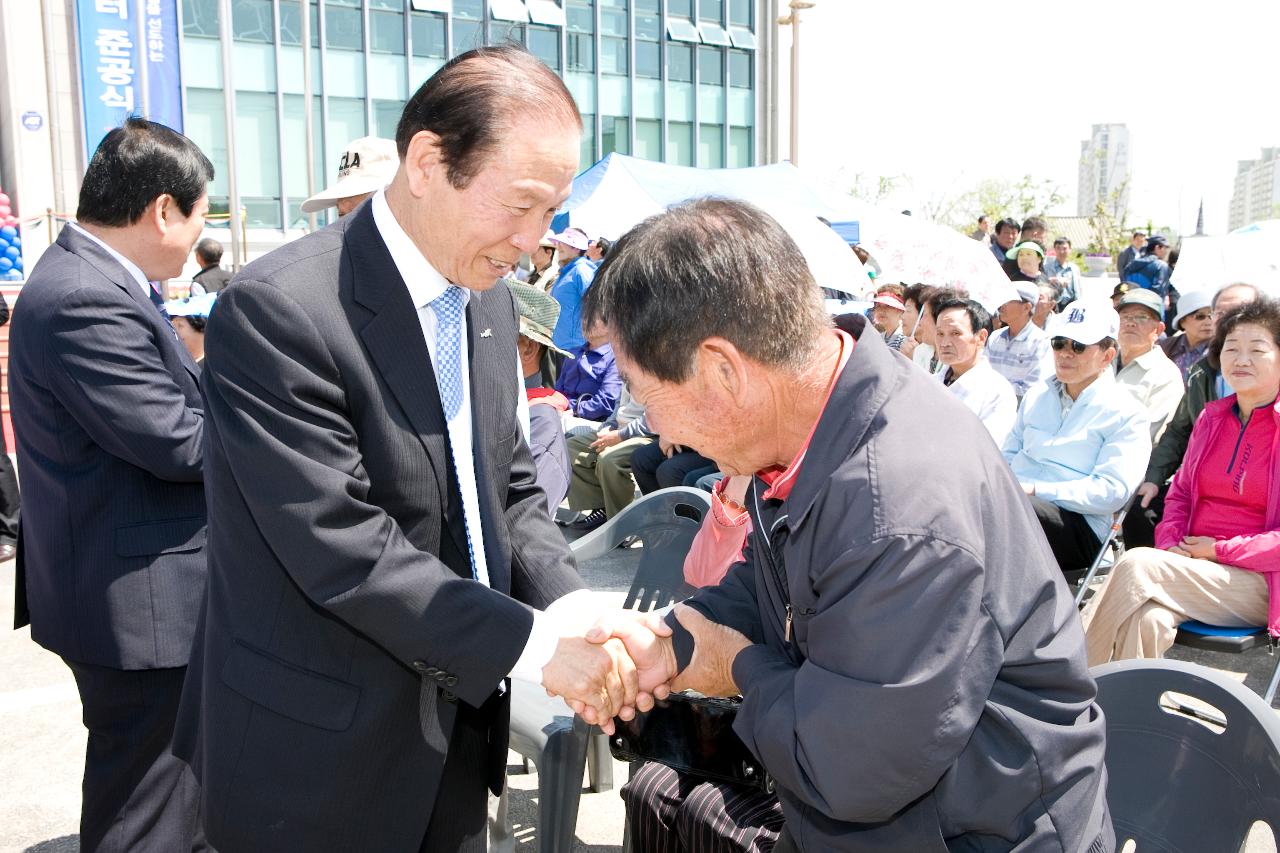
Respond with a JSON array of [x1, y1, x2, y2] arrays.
[[538, 604, 753, 735]]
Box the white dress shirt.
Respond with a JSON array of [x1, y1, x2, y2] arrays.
[[370, 191, 591, 684], [936, 357, 1018, 446], [68, 222, 153, 299]]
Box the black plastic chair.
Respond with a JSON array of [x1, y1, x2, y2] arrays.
[[503, 487, 711, 852], [1092, 658, 1280, 850], [1174, 620, 1280, 705]]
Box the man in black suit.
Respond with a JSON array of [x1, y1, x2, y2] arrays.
[[173, 46, 664, 853], [8, 118, 212, 852]]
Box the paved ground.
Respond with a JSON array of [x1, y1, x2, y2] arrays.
[[2, 536, 1278, 852]]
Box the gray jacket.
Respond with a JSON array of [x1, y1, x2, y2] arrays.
[[674, 316, 1112, 852]]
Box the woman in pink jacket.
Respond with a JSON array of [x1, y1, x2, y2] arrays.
[[1084, 297, 1280, 665]]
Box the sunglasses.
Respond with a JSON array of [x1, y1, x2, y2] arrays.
[[1050, 337, 1089, 354], [1187, 310, 1212, 322]]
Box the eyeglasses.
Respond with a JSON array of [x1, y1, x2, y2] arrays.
[[1188, 311, 1212, 322], [1118, 311, 1159, 326], [1050, 337, 1089, 354]]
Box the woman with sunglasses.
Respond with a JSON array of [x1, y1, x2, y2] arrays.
[[1160, 290, 1215, 381], [1084, 298, 1280, 664], [1002, 300, 1150, 574]]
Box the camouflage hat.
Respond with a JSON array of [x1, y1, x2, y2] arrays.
[[509, 280, 570, 356]]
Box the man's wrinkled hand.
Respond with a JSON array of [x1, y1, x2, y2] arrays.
[[540, 635, 637, 736], [582, 610, 677, 713], [669, 605, 751, 698], [1136, 482, 1159, 508]]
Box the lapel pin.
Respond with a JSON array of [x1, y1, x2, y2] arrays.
[[480, 328, 492, 338]]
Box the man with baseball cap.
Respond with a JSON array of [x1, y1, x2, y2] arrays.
[[300, 136, 398, 218], [1003, 300, 1150, 574], [986, 280, 1055, 399], [510, 281, 572, 515], [548, 227, 595, 352], [1121, 234, 1173, 300], [1114, 288, 1185, 441]]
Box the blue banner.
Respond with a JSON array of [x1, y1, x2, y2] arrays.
[[76, 0, 184, 160]]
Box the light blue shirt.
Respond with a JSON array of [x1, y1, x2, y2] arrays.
[[1002, 372, 1151, 542], [550, 256, 596, 351]]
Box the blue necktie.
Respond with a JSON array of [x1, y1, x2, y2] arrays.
[[429, 285, 479, 580], [148, 282, 171, 321]]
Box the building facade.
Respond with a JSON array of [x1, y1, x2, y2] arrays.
[[0, 0, 774, 266], [1077, 123, 1130, 218], [1228, 148, 1280, 232]]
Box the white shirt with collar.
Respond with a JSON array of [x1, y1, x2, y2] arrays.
[[68, 222, 153, 300], [936, 356, 1017, 446], [1115, 345, 1186, 442], [370, 190, 589, 684]]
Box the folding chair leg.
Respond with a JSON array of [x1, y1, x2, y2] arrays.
[[586, 730, 614, 792], [1264, 646, 1280, 705]]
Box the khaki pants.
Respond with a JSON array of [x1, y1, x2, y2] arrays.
[[1081, 546, 1269, 667], [566, 433, 653, 517]]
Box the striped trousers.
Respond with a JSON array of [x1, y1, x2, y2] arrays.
[[621, 762, 784, 853], [1081, 546, 1269, 667]]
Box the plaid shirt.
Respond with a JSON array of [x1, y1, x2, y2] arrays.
[[986, 321, 1053, 398]]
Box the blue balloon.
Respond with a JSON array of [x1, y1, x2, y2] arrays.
[[10, 235, 20, 248], [12, 256, 22, 270], [0, 226, 15, 241], [3, 270, 22, 281], [3, 247, 17, 261], [0, 238, 9, 252], [0, 257, 12, 272]]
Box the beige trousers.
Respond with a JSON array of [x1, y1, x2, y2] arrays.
[[1081, 546, 1269, 666]]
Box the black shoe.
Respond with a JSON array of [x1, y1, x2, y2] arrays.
[[567, 509, 607, 532]]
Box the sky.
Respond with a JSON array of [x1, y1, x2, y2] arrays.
[[774, 0, 1280, 236]]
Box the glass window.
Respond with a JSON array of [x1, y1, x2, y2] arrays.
[[370, 0, 404, 8], [667, 43, 692, 81], [527, 0, 567, 26], [326, 97, 367, 166], [729, 0, 751, 26], [326, 0, 360, 6], [184, 89, 228, 198], [668, 0, 692, 16], [235, 92, 280, 197], [635, 10, 660, 40], [453, 0, 483, 18], [283, 94, 325, 207], [601, 37, 627, 75], [370, 10, 406, 53], [183, 0, 220, 38], [490, 0, 530, 22], [729, 125, 751, 167], [567, 32, 594, 71], [728, 49, 751, 88], [602, 116, 629, 156], [698, 122, 722, 168], [324, 5, 362, 50], [699, 0, 722, 21], [411, 12, 445, 57], [600, 7, 627, 36], [697, 21, 730, 45], [600, 0, 627, 6], [279, 1, 320, 47], [232, 0, 273, 42], [566, 1, 594, 33], [728, 26, 756, 49], [374, 100, 403, 138], [579, 113, 596, 170], [452, 18, 483, 55], [635, 118, 661, 161], [635, 40, 659, 78], [698, 46, 722, 85], [636, 0, 658, 10], [667, 121, 693, 166], [666, 17, 700, 42], [527, 25, 560, 70]]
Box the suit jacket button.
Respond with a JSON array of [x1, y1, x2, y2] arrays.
[[441, 690, 456, 702], [445, 675, 458, 687], [412, 660, 430, 673], [434, 672, 447, 682]]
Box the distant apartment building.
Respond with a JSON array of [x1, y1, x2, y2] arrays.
[[1228, 148, 1280, 231], [1077, 123, 1131, 217]]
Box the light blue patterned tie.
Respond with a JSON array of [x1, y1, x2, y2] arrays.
[[429, 284, 479, 581], [429, 285, 466, 421]]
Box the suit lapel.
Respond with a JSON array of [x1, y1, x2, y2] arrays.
[[465, 291, 513, 594], [345, 207, 463, 558], [59, 226, 201, 386]]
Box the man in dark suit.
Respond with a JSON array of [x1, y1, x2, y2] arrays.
[[173, 46, 664, 853], [188, 237, 230, 295], [8, 118, 212, 852]]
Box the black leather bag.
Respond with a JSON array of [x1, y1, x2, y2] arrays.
[[608, 692, 773, 793]]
